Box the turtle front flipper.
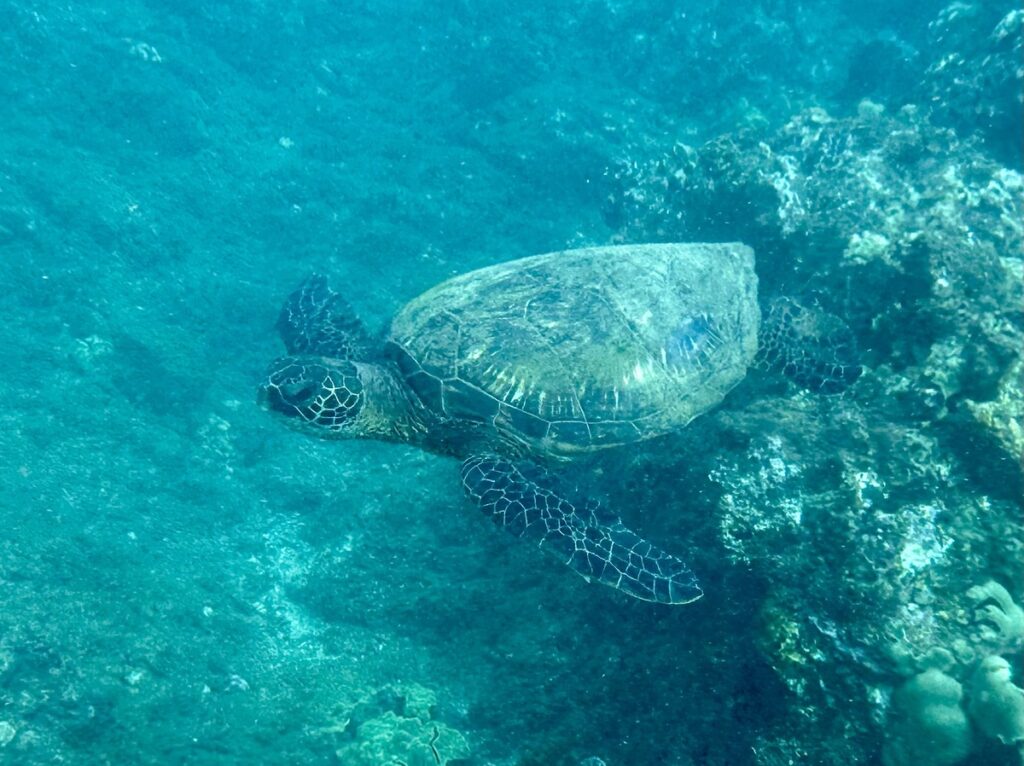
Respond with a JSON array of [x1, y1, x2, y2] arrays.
[[757, 297, 862, 394], [461, 455, 703, 605], [277, 275, 373, 360]]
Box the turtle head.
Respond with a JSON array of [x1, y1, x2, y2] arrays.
[[259, 355, 423, 441], [259, 356, 366, 436]]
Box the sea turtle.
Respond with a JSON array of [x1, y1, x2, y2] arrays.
[[259, 243, 860, 604]]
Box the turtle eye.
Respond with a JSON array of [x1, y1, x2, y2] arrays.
[[279, 381, 316, 406], [260, 358, 324, 416]]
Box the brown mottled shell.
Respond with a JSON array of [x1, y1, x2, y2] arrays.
[[387, 243, 759, 458]]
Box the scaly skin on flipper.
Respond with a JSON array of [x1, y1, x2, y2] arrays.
[[461, 455, 703, 605], [757, 297, 862, 394], [277, 274, 373, 359]]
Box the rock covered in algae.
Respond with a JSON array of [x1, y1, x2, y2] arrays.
[[921, 2, 1024, 166], [609, 106, 1023, 431], [608, 94, 1023, 766], [610, 98, 1024, 489]]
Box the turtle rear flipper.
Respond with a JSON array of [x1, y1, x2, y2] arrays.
[[757, 297, 862, 394], [461, 455, 703, 605], [277, 275, 373, 360]]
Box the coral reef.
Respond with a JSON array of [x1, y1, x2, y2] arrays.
[[326, 684, 471, 766], [882, 668, 972, 766], [969, 655, 1024, 748], [609, 100, 1024, 479], [969, 581, 1024, 648], [609, 90, 1023, 765]]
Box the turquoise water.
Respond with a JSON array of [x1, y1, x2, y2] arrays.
[[2, 2, 1022, 764]]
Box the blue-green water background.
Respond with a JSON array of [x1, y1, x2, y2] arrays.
[[2, 2, 1021, 764]]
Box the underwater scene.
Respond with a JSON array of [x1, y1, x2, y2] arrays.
[[1, 1, 1022, 764]]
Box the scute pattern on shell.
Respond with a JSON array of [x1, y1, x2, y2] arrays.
[[389, 243, 759, 456]]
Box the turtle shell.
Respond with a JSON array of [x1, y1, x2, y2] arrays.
[[387, 243, 759, 457]]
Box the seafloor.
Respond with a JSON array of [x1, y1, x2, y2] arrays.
[[1, 2, 1021, 765]]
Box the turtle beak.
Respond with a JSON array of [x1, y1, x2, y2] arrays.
[[256, 366, 281, 410], [256, 381, 272, 410], [258, 355, 308, 416]]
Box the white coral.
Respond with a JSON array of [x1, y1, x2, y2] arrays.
[[968, 655, 1024, 746], [967, 581, 1024, 645]]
